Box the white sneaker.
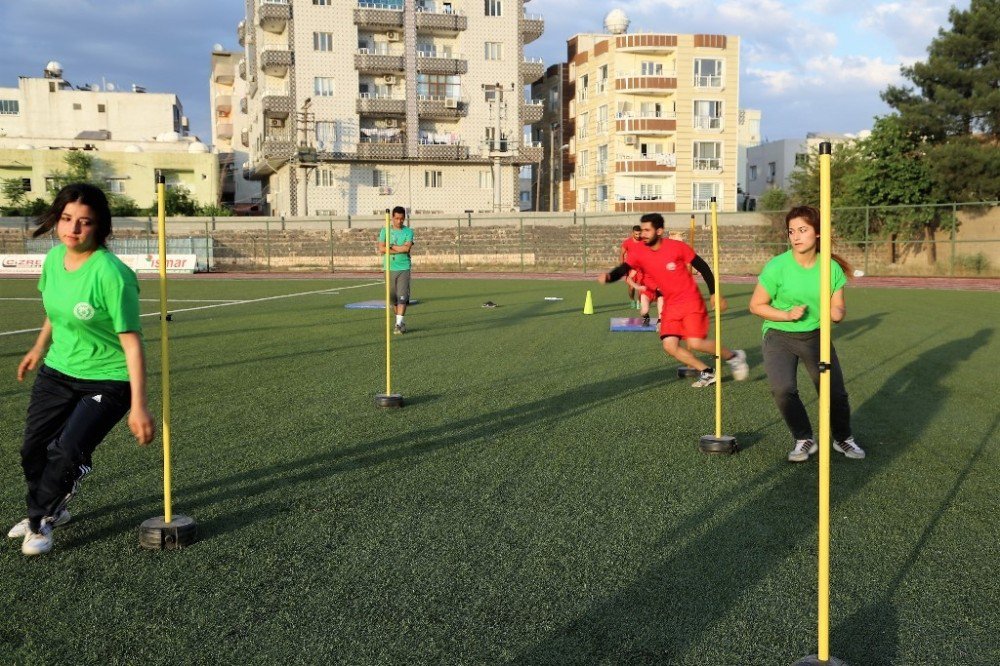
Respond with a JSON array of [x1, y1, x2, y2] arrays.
[[727, 349, 750, 381], [22, 522, 53, 556], [8, 509, 71, 539], [691, 370, 716, 388], [788, 439, 818, 462], [833, 436, 866, 459]]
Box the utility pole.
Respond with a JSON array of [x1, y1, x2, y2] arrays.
[[486, 81, 513, 212], [295, 97, 317, 216]]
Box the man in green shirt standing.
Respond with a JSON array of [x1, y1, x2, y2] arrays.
[[376, 206, 415, 334]]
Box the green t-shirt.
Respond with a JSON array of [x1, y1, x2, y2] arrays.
[[378, 226, 414, 271], [758, 250, 846, 335], [39, 245, 143, 381]]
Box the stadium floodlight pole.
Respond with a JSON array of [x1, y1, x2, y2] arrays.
[[793, 142, 846, 665], [698, 197, 736, 454], [376, 208, 403, 408], [139, 172, 197, 550]]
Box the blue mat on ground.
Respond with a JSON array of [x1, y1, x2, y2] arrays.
[[346, 299, 420, 310], [610, 317, 657, 332]]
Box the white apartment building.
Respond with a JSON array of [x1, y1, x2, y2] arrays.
[[238, 0, 544, 217], [744, 132, 860, 206], [736, 107, 760, 207], [210, 49, 263, 212], [0, 62, 217, 208]]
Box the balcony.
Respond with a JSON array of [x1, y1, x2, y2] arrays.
[[217, 124, 234, 140], [258, 0, 290, 33], [214, 65, 235, 86], [521, 13, 544, 44], [240, 96, 248, 114], [520, 58, 545, 83], [260, 48, 292, 77], [416, 8, 467, 35], [353, 3, 404, 29], [356, 94, 406, 115], [240, 128, 250, 148], [215, 94, 232, 113], [237, 20, 246, 46], [261, 87, 293, 118], [616, 114, 677, 135], [519, 141, 543, 163], [355, 48, 405, 74], [615, 153, 677, 174], [416, 51, 467, 75], [357, 140, 406, 160], [238, 58, 246, 80], [615, 73, 677, 95], [417, 144, 470, 161], [615, 33, 677, 54], [417, 96, 467, 120], [521, 99, 544, 124], [693, 157, 722, 171], [615, 198, 676, 213]]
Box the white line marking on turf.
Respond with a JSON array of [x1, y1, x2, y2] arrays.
[[0, 281, 381, 337]]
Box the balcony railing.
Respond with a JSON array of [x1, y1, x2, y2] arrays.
[[694, 75, 723, 88], [357, 94, 406, 115], [260, 48, 292, 76], [353, 3, 404, 28], [694, 157, 722, 171], [615, 33, 678, 53], [694, 116, 723, 130], [520, 13, 544, 43], [355, 49, 405, 73], [417, 96, 467, 119], [521, 99, 544, 123], [237, 20, 246, 46], [258, 0, 290, 33], [416, 7, 467, 33], [416, 52, 468, 75], [615, 113, 677, 134], [614, 72, 678, 94]]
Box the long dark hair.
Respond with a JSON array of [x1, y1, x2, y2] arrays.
[[33, 183, 113, 246], [785, 205, 853, 277]]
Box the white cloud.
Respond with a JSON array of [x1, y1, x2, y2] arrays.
[[859, 1, 954, 57]]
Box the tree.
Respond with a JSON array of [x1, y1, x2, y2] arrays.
[[881, 0, 1000, 201], [1, 178, 28, 213], [787, 142, 864, 210], [109, 194, 141, 217], [758, 187, 791, 251], [161, 186, 199, 216]]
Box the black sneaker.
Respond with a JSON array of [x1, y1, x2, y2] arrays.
[[642, 314, 651, 327]]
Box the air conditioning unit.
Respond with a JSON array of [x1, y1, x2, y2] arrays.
[[383, 74, 396, 85], [385, 118, 398, 128], [379, 186, 393, 195], [624, 136, 636, 145], [268, 118, 285, 128], [444, 97, 458, 109], [387, 31, 400, 41]]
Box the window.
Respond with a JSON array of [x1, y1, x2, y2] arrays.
[[417, 74, 460, 98], [597, 145, 608, 175], [694, 59, 723, 87], [425, 170, 443, 187], [0, 99, 19, 115], [640, 61, 663, 76], [596, 65, 608, 93], [548, 88, 558, 111], [315, 121, 336, 149], [579, 187, 589, 210], [73, 103, 82, 110], [97, 104, 106, 113], [596, 105, 608, 133], [373, 169, 389, 187], [640, 102, 662, 118], [315, 168, 335, 187], [692, 182, 720, 210], [106, 179, 126, 194], [479, 170, 493, 189], [314, 77, 335, 97], [313, 0, 331, 4], [578, 150, 589, 177], [693, 141, 722, 170], [314, 32, 334, 51], [639, 183, 662, 199], [639, 142, 663, 157], [578, 74, 589, 101], [577, 112, 588, 139], [18, 178, 31, 192], [749, 165, 757, 181], [485, 42, 502, 60], [485, 0, 501, 16], [693, 100, 723, 129], [795, 152, 809, 167], [767, 162, 777, 183]]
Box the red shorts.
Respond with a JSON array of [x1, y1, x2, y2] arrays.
[[658, 302, 708, 340]]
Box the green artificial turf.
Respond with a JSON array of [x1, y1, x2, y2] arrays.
[[0, 276, 997, 665]]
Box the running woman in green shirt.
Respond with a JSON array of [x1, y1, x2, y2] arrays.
[[749, 205, 865, 463], [9, 184, 155, 556]]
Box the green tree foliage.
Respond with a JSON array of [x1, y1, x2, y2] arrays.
[[881, 0, 1000, 201], [161, 186, 199, 216], [109, 195, 141, 217], [1, 178, 28, 212], [787, 142, 864, 210], [757, 188, 791, 251], [197, 203, 234, 217]]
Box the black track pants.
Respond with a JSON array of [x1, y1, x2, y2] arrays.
[[21, 365, 131, 530]]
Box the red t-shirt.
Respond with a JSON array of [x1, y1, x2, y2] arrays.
[[621, 237, 645, 263], [627, 239, 704, 308]]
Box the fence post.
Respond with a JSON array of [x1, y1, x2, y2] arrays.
[[863, 205, 870, 276], [347, 214, 352, 230], [204, 221, 211, 273], [456, 218, 462, 271], [519, 216, 525, 273], [582, 213, 589, 275], [265, 218, 272, 272], [329, 218, 335, 272], [950, 203, 957, 276]]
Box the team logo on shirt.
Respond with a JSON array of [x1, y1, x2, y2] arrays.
[[666, 262, 677, 271], [73, 302, 95, 320]]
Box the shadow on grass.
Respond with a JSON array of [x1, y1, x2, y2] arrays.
[[508, 328, 993, 665]]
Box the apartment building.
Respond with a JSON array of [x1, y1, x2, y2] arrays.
[[238, 0, 544, 217], [0, 62, 217, 208], [210, 49, 263, 212], [744, 132, 859, 207], [533, 12, 741, 213]]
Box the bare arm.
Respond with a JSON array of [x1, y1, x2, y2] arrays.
[[749, 283, 806, 322], [831, 288, 846, 323], [17, 318, 52, 381], [118, 332, 155, 446]]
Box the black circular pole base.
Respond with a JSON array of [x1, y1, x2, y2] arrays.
[[139, 514, 197, 550], [375, 393, 404, 408], [791, 655, 849, 666], [676, 366, 699, 378], [699, 434, 737, 455]]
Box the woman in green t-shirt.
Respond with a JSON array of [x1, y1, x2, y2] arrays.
[[749, 206, 866, 463], [9, 183, 155, 556]]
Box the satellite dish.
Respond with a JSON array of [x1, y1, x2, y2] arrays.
[[213, 43, 225, 53], [106, 82, 116, 92], [604, 8, 630, 34]]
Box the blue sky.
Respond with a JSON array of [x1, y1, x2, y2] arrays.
[[0, 0, 966, 145]]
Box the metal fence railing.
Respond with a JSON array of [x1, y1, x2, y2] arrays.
[[2, 202, 997, 278]]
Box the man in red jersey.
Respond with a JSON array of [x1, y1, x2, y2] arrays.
[[621, 225, 643, 309], [599, 213, 749, 387]]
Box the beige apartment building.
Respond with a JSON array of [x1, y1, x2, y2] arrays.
[[0, 62, 217, 208], [238, 0, 544, 217], [533, 14, 741, 213], [210, 49, 263, 212]]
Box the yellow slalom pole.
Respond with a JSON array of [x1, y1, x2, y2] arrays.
[[156, 175, 172, 524], [384, 209, 392, 396], [710, 199, 722, 438], [689, 213, 696, 248], [818, 142, 833, 661]]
